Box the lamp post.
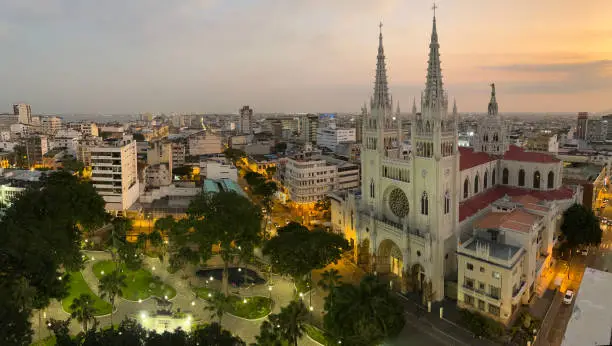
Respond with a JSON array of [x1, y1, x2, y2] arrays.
[[268, 285, 273, 310]]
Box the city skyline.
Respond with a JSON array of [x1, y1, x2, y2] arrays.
[[1, 0, 610, 114]]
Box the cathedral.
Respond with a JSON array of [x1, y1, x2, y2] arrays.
[[330, 11, 579, 320]]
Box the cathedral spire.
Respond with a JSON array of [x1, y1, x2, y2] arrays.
[[396, 101, 401, 116], [423, 4, 445, 112], [453, 98, 457, 116], [488, 83, 499, 115], [372, 22, 391, 110], [412, 97, 417, 115]]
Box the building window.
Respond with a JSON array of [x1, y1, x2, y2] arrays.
[[533, 171, 541, 189], [492, 271, 501, 279], [444, 191, 451, 214], [484, 171, 488, 189], [474, 175, 479, 194], [502, 168, 509, 184], [478, 282, 485, 290], [548, 171, 554, 189], [490, 286, 501, 299], [488, 304, 500, 316], [478, 300, 485, 311], [467, 263, 474, 271], [465, 277, 474, 288], [463, 178, 469, 198], [421, 192, 429, 215], [518, 169, 525, 186], [370, 179, 375, 198], [492, 169, 496, 185], [480, 266, 485, 273], [464, 294, 474, 306]]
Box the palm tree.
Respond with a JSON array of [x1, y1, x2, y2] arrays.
[[253, 320, 284, 346], [69, 293, 97, 332], [278, 300, 308, 346], [136, 232, 148, 252], [318, 268, 342, 308], [98, 270, 127, 326], [204, 291, 231, 325]]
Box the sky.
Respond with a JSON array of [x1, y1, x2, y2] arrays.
[[0, 0, 611, 115]]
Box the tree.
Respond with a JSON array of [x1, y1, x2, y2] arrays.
[[274, 142, 287, 154], [61, 158, 85, 175], [172, 166, 192, 177], [244, 171, 265, 187], [263, 223, 349, 283], [277, 300, 309, 346], [252, 320, 284, 346], [186, 191, 263, 296], [324, 275, 405, 345], [560, 203, 602, 250], [314, 198, 331, 220], [0, 172, 106, 344], [191, 323, 246, 346], [107, 217, 132, 265], [165, 218, 202, 273], [46, 318, 75, 346], [318, 268, 342, 308], [98, 270, 127, 326], [70, 293, 98, 332], [223, 148, 247, 165], [204, 292, 231, 325]]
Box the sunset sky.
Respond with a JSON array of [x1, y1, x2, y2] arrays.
[[1, 0, 610, 114]]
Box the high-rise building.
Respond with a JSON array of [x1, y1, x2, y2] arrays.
[[576, 112, 588, 140], [316, 125, 356, 151], [25, 135, 48, 167], [239, 106, 253, 135], [41, 116, 62, 135], [13, 103, 32, 125], [300, 114, 319, 144], [90, 138, 139, 212]]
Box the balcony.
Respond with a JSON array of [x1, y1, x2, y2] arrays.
[[512, 281, 527, 304], [462, 284, 500, 304]]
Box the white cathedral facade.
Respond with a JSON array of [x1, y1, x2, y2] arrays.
[[330, 13, 578, 307]]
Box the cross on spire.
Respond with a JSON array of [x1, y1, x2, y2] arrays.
[[432, 2, 438, 17], [379, 21, 383, 34]]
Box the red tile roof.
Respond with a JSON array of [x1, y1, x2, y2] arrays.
[[459, 185, 575, 222], [475, 209, 542, 233], [502, 145, 560, 163], [458, 147, 496, 171]]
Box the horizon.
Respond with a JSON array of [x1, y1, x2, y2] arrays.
[[1, 0, 610, 114]]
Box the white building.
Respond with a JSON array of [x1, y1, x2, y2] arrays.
[[239, 105, 253, 135], [90, 138, 139, 212], [200, 159, 238, 181], [316, 125, 356, 151], [13, 103, 32, 125], [330, 15, 578, 305], [187, 132, 221, 156]]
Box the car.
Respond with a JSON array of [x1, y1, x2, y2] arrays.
[[579, 249, 589, 256], [563, 290, 575, 305]]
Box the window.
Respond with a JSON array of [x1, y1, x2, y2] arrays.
[[548, 171, 554, 189], [463, 178, 469, 198], [444, 191, 451, 214], [474, 175, 479, 194], [518, 169, 525, 186], [478, 282, 485, 290], [533, 171, 541, 189], [488, 304, 500, 316], [480, 266, 485, 273], [492, 271, 501, 279], [492, 169, 496, 185], [502, 168, 509, 184], [465, 277, 474, 288], [484, 171, 488, 189], [478, 300, 485, 311], [464, 294, 474, 306], [421, 192, 429, 215], [490, 286, 501, 299], [467, 263, 474, 271], [370, 180, 375, 198]]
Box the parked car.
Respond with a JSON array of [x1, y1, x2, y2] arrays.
[[563, 290, 575, 305]]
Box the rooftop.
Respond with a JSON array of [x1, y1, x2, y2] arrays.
[[475, 209, 542, 233], [562, 268, 612, 346], [458, 147, 496, 171], [502, 145, 560, 163], [462, 237, 522, 262], [459, 185, 575, 222]]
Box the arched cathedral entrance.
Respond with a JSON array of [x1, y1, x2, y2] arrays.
[[377, 239, 403, 277]]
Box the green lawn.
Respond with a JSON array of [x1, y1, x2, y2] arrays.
[[304, 324, 333, 346], [194, 286, 216, 301], [227, 295, 272, 319], [92, 260, 176, 301], [61, 272, 112, 316], [30, 335, 56, 346]]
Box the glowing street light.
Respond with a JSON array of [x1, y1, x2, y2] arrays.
[[309, 306, 313, 311], [138, 299, 142, 303], [140, 312, 147, 319], [209, 276, 214, 281], [243, 298, 248, 304], [191, 301, 195, 306]]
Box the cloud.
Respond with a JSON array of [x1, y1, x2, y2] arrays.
[[481, 60, 612, 94]]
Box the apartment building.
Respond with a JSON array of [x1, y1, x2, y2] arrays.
[[300, 114, 319, 144], [13, 103, 32, 125], [145, 140, 173, 187], [41, 116, 62, 135], [316, 126, 356, 151], [66, 122, 99, 137], [90, 138, 139, 212], [239, 105, 253, 135], [25, 135, 48, 167], [457, 195, 557, 324], [76, 136, 103, 167], [524, 134, 559, 154]]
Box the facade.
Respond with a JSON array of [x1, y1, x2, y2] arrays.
[[90, 139, 139, 212], [316, 125, 356, 151], [171, 142, 186, 167], [41, 116, 62, 135], [586, 117, 608, 143], [576, 112, 588, 140], [239, 105, 253, 135], [187, 132, 221, 156], [525, 134, 559, 154], [25, 135, 48, 167], [300, 114, 319, 144], [200, 159, 238, 181], [283, 156, 337, 204], [330, 15, 578, 306], [13, 103, 32, 125], [143, 164, 171, 187]]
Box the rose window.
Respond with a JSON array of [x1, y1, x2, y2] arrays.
[[389, 188, 409, 218]]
